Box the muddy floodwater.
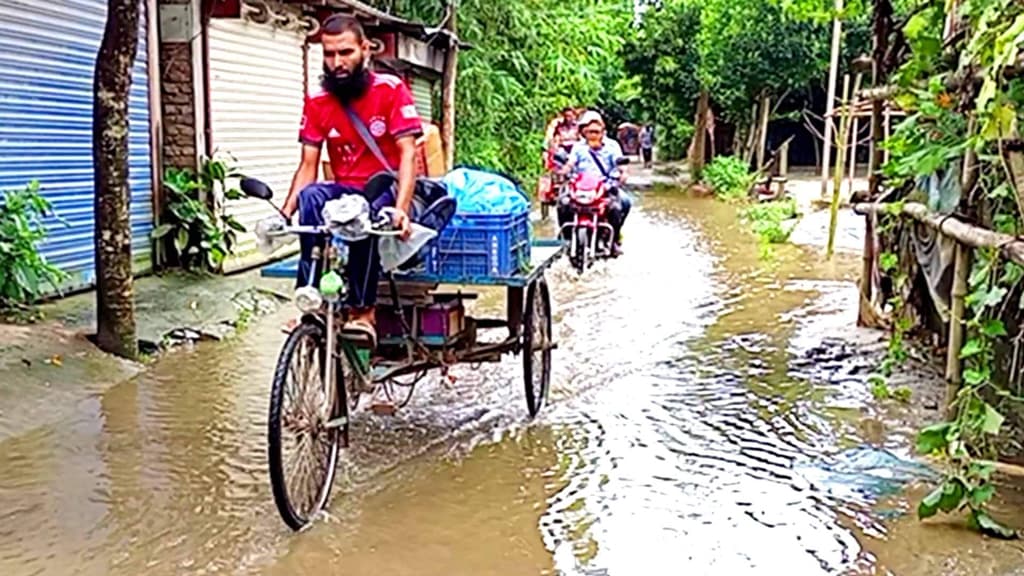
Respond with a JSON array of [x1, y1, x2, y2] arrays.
[[3, 193, 1024, 575]]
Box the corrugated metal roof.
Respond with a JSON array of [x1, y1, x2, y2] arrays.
[[0, 0, 155, 290]]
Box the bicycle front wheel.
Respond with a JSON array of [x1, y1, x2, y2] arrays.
[[267, 320, 346, 531]]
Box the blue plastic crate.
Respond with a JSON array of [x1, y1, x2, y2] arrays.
[[423, 211, 531, 280]]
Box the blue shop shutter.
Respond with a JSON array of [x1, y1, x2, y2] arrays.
[[0, 0, 155, 291]]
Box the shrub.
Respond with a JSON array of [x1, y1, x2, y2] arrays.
[[0, 181, 68, 311], [702, 155, 756, 201]]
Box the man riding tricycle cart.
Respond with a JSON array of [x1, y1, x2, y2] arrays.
[[245, 14, 561, 532]]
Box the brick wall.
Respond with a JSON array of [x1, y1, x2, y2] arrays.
[[159, 0, 198, 172]]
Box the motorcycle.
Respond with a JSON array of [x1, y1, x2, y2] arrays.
[[553, 152, 629, 274]]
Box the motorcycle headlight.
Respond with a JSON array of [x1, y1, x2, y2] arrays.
[[294, 286, 323, 314]]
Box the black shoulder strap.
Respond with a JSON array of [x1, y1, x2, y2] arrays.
[[343, 104, 396, 175], [587, 148, 612, 179]]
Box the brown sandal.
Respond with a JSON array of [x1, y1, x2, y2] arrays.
[[341, 318, 377, 350]]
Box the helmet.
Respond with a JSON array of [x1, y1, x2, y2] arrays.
[[577, 110, 605, 129]]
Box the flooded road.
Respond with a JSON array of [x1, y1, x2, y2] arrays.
[[3, 192, 1024, 575]]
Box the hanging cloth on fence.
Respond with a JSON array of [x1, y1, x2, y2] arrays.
[[910, 220, 956, 323]]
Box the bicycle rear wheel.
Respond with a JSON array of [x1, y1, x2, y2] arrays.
[[267, 320, 347, 531]]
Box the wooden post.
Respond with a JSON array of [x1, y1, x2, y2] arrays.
[[945, 242, 969, 416], [820, 0, 845, 199], [826, 74, 852, 259], [440, 0, 458, 172], [861, 0, 891, 322], [779, 139, 790, 176], [756, 94, 771, 169]]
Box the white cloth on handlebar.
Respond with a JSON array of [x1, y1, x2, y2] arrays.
[[254, 214, 293, 255], [322, 195, 373, 241]]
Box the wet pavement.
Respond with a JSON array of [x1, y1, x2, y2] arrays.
[[3, 192, 1024, 575]]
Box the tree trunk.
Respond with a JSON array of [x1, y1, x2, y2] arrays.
[[441, 0, 458, 171], [756, 94, 770, 169], [690, 89, 709, 180], [743, 102, 758, 163], [93, 0, 141, 359]]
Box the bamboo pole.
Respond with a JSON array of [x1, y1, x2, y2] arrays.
[[883, 108, 891, 164], [848, 117, 860, 193], [858, 54, 1024, 102], [945, 242, 970, 418], [852, 202, 1024, 266], [979, 459, 1024, 479], [779, 139, 789, 176], [440, 0, 458, 171], [827, 74, 852, 259], [847, 73, 864, 195], [820, 0, 845, 199]]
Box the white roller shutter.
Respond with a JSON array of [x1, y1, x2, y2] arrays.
[[410, 75, 433, 122], [208, 18, 304, 271], [306, 42, 322, 96]]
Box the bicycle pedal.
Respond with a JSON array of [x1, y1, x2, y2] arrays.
[[325, 416, 349, 429]]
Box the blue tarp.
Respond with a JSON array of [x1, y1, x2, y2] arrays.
[[441, 168, 530, 221]]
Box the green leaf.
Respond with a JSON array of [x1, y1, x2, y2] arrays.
[[982, 319, 1008, 338], [938, 478, 967, 513], [880, 252, 899, 272], [224, 217, 246, 233], [916, 423, 952, 454], [971, 509, 1018, 540], [959, 339, 984, 359], [964, 368, 988, 386], [175, 228, 190, 254], [976, 78, 997, 115], [970, 484, 996, 507], [151, 223, 174, 239], [918, 485, 943, 519], [982, 403, 1005, 435]]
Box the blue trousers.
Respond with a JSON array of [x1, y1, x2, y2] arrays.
[[296, 182, 395, 308]]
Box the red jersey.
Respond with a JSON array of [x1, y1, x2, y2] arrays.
[[298, 72, 424, 187]]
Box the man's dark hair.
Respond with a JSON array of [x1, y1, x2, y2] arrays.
[[322, 14, 366, 40]]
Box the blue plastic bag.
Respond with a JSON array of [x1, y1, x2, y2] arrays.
[[441, 168, 530, 220]]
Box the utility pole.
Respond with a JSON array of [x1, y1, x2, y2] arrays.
[[441, 0, 458, 171]]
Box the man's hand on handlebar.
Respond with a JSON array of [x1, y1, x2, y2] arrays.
[[390, 208, 412, 240]]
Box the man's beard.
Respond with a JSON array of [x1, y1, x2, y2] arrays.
[[321, 60, 370, 104]]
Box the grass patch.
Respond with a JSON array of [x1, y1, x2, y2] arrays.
[[740, 198, 799, 244]]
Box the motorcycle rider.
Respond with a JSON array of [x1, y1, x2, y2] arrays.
[[272, 14, 423, 345], [557, 110, 631, 255], [544, 107, 580, 153]]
